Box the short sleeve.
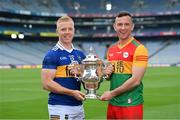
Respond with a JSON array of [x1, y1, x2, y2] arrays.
[[42, 51, 57, 69], [133, 45, 148, 67]]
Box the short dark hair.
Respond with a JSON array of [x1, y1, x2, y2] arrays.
[[115, 11, 133, 23], [116, 11, 132, 18]]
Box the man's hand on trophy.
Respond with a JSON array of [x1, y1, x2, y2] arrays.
[[99, 91, 114, 101], [103, 63, 114, 79], [71, 90, 85, 101], [69, 64, 82, 78]]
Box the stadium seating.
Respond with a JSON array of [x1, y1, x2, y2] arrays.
[[2, 39, 180, 66], [0, 0, 179, 14], [149, 40, 180, 64], [0, 0, 179, 66], [0, 40, 53, 65]]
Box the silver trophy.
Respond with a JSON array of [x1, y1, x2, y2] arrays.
[[75, 47, 105, 99]]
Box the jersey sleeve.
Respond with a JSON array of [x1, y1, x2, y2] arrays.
[[42, 51, 57, 69], [133, 45, 148, 67]]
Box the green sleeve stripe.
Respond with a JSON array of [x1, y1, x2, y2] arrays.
[[131, 40, 140, 47]]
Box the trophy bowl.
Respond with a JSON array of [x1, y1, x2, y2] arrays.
[[78, 47, 104, 99]]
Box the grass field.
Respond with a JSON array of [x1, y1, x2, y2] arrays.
[[0, 67, 180, 119]]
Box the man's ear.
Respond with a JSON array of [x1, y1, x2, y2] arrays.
[[131, 24, 134, 31], [56, 29, 59, 34], [113, 23, 117, 31]]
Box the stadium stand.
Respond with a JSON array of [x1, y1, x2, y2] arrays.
[[0, 40, 52, 65], [0, 0, 180, 67], [149, 40, 180, 65], [0, 0, 179, 15]]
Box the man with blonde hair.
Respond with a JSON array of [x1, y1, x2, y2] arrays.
[[41, 16, 86, 120]]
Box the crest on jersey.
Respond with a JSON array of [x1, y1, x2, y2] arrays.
[[69, 55, 78, 64], [69, 55, 75, 61], [123, 52, 129, 58]]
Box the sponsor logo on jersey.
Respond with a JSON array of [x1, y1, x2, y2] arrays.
[[78, 55, 82, 61], [60, 56, 68, 60], [116, 51, 122, 54], [109, 53, 114, 57]]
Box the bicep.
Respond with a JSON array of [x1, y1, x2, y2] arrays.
[[132, 66, 146, 83], [41, 69, 56, 85], [132, 45, 148, 82]]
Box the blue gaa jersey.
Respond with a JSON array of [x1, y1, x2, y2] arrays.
[[42, 42, 86, 106]]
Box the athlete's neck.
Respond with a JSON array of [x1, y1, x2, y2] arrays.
[[119, 36, 132, 47], [58, 40, 72, 50]]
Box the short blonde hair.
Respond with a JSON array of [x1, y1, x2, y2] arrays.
[[56, 16, 74, 26]]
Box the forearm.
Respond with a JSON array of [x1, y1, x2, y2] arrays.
[[43, 79, 85, 101], [111, 77, 140, 97], [111, 66, 146, 97]]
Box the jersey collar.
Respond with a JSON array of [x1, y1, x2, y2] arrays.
[[118, 37, 134, 49], [56, 42, 75, 53]]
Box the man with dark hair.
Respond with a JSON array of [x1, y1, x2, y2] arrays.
[[100, 11, 148, 119]]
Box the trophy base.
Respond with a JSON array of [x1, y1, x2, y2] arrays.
[[85, 90, 100, 99], [85, 94, 100, 99]]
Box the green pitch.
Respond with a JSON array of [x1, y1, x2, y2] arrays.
[[0, 67, 180, 119]]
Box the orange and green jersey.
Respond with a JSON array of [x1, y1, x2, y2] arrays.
[[107, 37, 148, 106]]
